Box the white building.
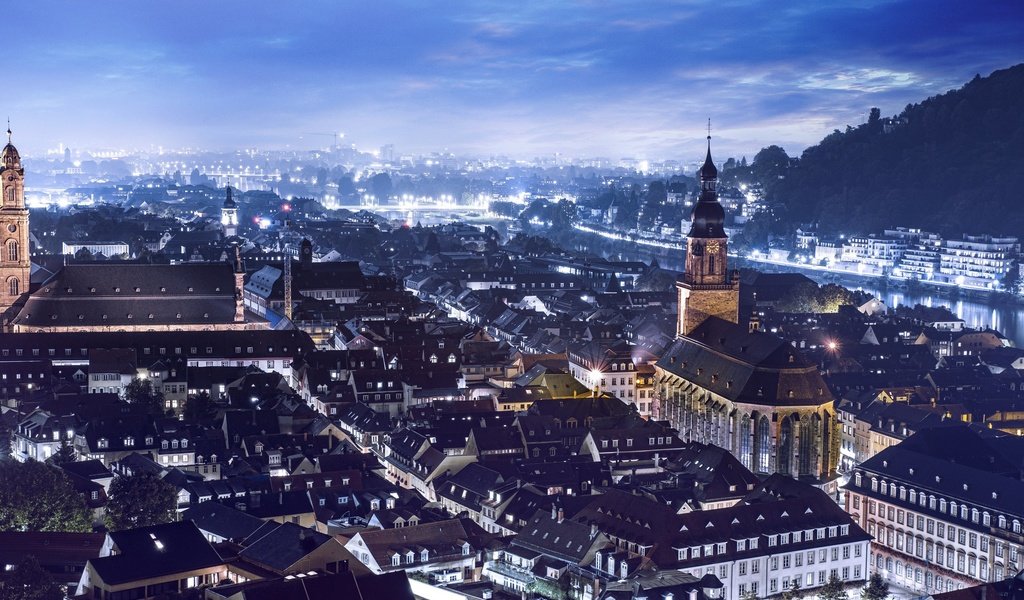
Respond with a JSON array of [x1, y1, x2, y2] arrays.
[[845, 426, 1024, 595]]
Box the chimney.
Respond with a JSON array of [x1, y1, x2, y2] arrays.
[[590, 521, 598, 539], [557, 507, 564, 524], [551, 503, 557, 520]]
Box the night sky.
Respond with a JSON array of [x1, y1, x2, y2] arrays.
[[8, 1, 1024, 160]]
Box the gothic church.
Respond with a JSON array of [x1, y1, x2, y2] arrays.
[[655, 134, 838, 481]]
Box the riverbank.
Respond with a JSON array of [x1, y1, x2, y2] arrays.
[[567, 227, 1024, 345]]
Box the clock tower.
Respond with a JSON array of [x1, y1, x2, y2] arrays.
[[676, 131, 739, 337], [0, 127, 29, 318]]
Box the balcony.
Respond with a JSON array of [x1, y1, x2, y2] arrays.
[[484, 560, 535, 585]]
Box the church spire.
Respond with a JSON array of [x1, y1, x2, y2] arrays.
[[699, 119, 718, 184], [688, 122, 724, 239]]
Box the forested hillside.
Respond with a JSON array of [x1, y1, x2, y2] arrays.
[[734, 63, 1024, 236]]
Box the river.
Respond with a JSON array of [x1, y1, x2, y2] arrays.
[[588, 239, 1024, 347]]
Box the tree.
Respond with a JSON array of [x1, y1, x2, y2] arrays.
[[0, 555, 63, 600], [739, 590, 759, 600], [781, 578, 803, 600], [819, 574, 847, 600], [105, 471, 177, 531], [47, 440, 77, 466], [0, 460, 91, 532], [369, 172, 392, 203], [122, 378, 165, 416], [182, 391, 217, 422], [861, 573, 890, 600]]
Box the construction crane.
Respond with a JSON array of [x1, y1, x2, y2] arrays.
[[301, 132, 344, 149]]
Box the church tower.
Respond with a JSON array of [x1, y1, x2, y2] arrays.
[[221, 187, 238, 238], [0, 127, 30, 317], [676, 130, 739, 337]]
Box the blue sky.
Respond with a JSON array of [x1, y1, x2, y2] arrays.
[[7, 0, 1024, 160]]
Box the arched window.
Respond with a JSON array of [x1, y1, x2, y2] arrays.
[[6, 240, 16, 261], [7, 277, 17, 296], [708, 255, 716, 275]]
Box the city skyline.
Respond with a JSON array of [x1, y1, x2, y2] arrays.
[[7, 0, 1024, 160]]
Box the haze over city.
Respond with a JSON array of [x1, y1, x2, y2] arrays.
[[8, 0, 1024, 159]]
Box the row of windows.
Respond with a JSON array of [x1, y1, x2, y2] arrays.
[[600, 436, 672, 450], [859, 472, 1022, 533], [767, 568, 860, 594], [1, 345, 291, 358]]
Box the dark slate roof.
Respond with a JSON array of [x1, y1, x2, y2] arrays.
[[14, 262, 241, 327], [208, 571, 363, 600], [656, 317, 833, 407], [0, 531, 105, 568], [92, 521, 222, 585], [238, 522, 333, 573], [515, 508, 602, 563], [354, 571, 416, 600], [852, 425, 1024, 517], [182, 501, 265, 542], [59, 459, 112, 481]]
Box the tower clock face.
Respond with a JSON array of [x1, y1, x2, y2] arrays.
[[6, 224, 15, 233], [707, 241, 720, 253]]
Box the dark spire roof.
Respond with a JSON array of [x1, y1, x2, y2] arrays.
[[1, 123, 20, 171], [699, 137, 718, 181], [223, 187, 237, 209], [688, 131, 725, 239]]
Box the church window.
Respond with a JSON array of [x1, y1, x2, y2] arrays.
[[708, 255, 715, 275], [6, 240, 17, 261], [7, 277, 17, 296]]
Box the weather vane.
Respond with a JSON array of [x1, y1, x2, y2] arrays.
[[706, 118, 712, 140]]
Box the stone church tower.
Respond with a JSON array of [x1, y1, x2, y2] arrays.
[[0, 128, 30, 317], [676, 134, 739, 337]]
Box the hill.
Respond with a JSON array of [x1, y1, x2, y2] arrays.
[[735, 63, 1024, 236]]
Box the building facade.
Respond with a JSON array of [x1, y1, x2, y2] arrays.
[[0, 131, 30, 319], [845, 427, 1024, 595], [656, 138, 838, 481]]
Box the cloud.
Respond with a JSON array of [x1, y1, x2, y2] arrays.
[[3, 0, 1022, 158]]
